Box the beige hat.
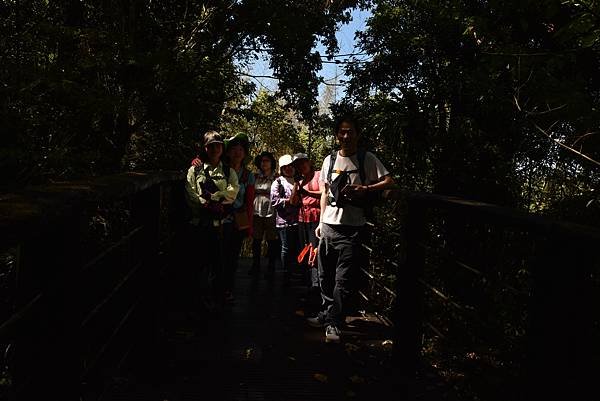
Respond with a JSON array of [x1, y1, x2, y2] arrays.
[[278, 154, 293, 169]]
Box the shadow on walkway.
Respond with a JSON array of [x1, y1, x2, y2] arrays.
[[92, 258, 418, 401]]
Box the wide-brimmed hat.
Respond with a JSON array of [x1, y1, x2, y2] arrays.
[[278, 154, 293, 169], [254, 151, 276, 170], [292, 153, 309, 164], [224, 132, 250, 152], [203, 131, 224, 147], [224, 132, 252, 164]]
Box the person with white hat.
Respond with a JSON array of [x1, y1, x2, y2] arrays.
[[270, 154, 300, 284]]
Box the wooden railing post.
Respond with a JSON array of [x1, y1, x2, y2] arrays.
[[528, 233, 596, 400], [129, 184, 162, 371], [13, 219, 84, 400], [394, 197, 425, 376]]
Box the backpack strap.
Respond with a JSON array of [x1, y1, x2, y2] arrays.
[[357, 148, 367, 185], [328, 149, 366, 183], [277, 177, 285, 199], [327, 150, 337, 184]]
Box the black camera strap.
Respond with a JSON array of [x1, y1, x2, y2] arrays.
[[327, 148, 367, 186]]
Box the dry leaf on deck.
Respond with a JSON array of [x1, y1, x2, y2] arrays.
[[349, 375, 366, 384], [313, 373, 328, 383]]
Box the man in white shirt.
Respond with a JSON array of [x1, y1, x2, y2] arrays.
[[308, 116, 394, 343]]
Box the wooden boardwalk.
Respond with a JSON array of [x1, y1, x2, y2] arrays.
[[5, 173, 597, 400], [90, 257, 422, 401]]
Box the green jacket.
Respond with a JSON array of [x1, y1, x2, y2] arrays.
[[186, 162, 240, 225]]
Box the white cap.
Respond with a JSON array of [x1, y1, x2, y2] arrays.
[[278, 154, 293, 168]]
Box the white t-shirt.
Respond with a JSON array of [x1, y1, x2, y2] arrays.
[[319, 151, 390, 226]]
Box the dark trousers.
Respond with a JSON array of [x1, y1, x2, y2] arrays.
[[251, 239, 279, 272], [317, 223, 363, 326], [299, 221, 320, 287], [222, 222, 245, 293], [187, 222, 222, 299], [277, 224, 300, 274]]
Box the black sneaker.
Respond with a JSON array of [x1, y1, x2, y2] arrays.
[[325, 325, 341, 343]]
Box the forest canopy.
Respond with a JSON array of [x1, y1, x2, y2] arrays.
[[0, 0, 361, 184], [340, 0, 600, 222]]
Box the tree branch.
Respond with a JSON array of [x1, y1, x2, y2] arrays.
[[533, 123, 600, 167], [571, 131, 600, 147], [526, 103, 567, 116], [482, 50, 578, 57], [322, 59, 370, 64], [320, 52, 369, 58], [238, 72, 279, 79]]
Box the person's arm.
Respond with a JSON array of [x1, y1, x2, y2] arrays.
[[347, 153, 395, 194], [301, 182, 322, 199], [316, 180, 328, 239], [191, 157, 202, 167], [289, 181, 301, 206], [349, 174, 394, 194], [299, 171, 322, 199], [270, 179, 287, 209], [212, 168, 239, 203], [185, 166, 207, 206]]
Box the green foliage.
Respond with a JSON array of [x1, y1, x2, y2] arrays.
[[302, 113, 336, 170], [337, 3, 600, 397], [0, 1, 359, 186], [342, 0, 600, 222], [220, 90, 335, 169], [225, 90, 302, 157]]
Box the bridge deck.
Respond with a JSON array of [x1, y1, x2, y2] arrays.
[[89, 257, 425, 401]]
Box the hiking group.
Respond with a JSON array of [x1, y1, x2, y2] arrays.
[[184, 115, 394, 343]]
